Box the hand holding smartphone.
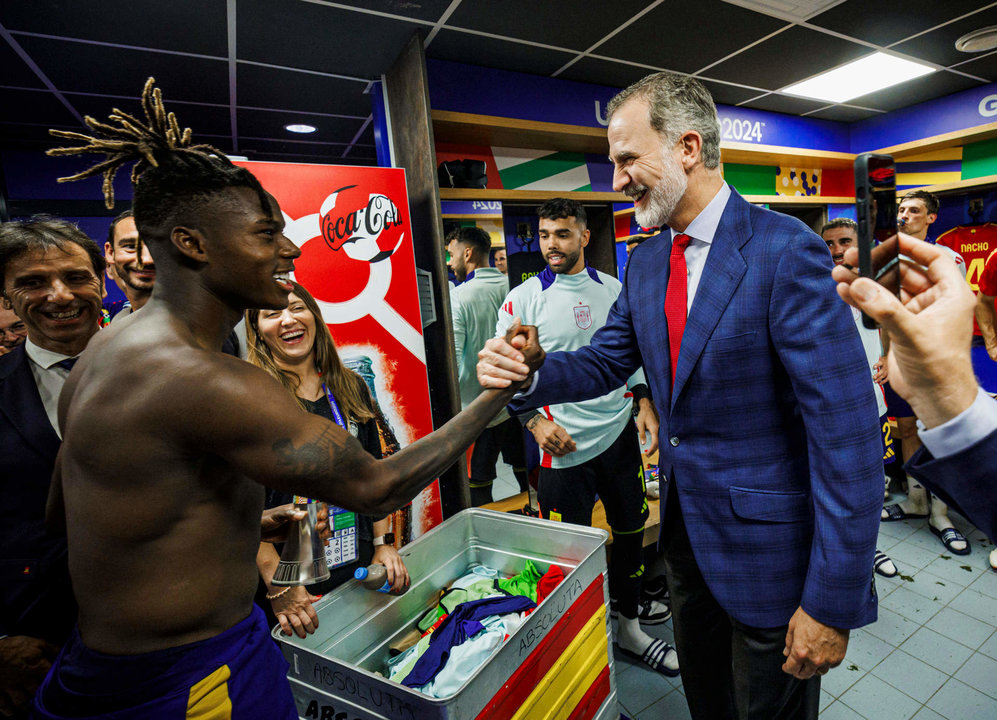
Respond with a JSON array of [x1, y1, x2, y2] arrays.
[[854, 153, 900, 329]]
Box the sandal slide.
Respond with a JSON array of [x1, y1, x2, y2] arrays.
[[881, 504, 928, 522], [873, 550, 898, 578], [619, 638, 680, 677], [930, 524, 971, 556]]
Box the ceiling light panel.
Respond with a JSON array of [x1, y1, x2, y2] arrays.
[[782, 52, 935, 103]]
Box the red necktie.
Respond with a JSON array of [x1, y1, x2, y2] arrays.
[[665, 233, 691, 388]]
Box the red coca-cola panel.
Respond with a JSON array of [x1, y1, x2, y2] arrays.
[[237, 160, 442, 539]]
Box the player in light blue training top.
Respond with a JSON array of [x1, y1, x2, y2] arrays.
[[496, 198, 679, 677], [449, 227, 528, 505]]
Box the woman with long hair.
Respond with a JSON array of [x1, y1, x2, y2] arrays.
[[247, 281, 408, 637]]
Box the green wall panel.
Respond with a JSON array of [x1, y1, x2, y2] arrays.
[[723, 163, 777, 195], [961, 137, 997, 180]]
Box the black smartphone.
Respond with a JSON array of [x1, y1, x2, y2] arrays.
[[854, 152, 900, 329]]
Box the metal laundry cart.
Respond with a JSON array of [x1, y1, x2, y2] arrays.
[[274, 508, 619, 720]]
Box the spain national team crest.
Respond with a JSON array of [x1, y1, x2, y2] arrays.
[[574, 304, 592, 330]]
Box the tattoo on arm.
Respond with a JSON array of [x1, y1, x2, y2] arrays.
[[271, 424, 366, 485], [270, 388, 519, 510]]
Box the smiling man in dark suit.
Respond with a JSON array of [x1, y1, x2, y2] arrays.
[[0, 218, 104, 717], [478, 72, 883, 720], [0, 306, 28, 357]]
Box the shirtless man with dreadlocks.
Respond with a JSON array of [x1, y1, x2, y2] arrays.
[[32, 79, 543, 718]]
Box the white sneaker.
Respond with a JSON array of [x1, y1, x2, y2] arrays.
[[611, 597, 671, 625]]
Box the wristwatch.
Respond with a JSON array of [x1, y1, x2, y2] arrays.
[[373, 533, 395, 546]]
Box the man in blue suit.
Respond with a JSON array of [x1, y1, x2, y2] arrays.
[[478, 73, 883, 720], [0, 218, 105, 717]]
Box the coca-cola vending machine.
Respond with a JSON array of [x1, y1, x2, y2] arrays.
[[236, 160, 443, 541]]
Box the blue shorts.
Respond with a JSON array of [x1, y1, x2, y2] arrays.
[[880, 413, 897, 465], [883, 382, 914, 418], [32, 605, 296, 719]]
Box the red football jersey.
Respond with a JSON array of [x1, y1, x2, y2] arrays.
[[980, 247, 997, 297], [936, 223, 997, 292], [937, 224, 997, 335]]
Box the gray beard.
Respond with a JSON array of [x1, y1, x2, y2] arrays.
[[635, 157, 688, 229]]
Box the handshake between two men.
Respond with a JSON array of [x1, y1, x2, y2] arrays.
[[482, 234, 995, 548]]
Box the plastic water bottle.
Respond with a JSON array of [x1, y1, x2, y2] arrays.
[[354, 564, 407, 595]]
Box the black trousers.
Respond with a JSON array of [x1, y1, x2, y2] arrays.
[[469, 417, 528, 506], [661, 482, 820, 720], [538, 424, 648, 618]]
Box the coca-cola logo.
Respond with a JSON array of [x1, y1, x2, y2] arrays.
[[237, 162, 425, 368], [319, 185, 404, 263], [284, 182, 410, 329]]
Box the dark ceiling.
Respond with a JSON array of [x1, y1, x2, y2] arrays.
[[2, 0, 996, 167]]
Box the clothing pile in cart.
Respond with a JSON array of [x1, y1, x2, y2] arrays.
[[385, 561, 564, 696]]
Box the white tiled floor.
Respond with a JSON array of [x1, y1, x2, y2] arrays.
[[611, 495, 997, 719]]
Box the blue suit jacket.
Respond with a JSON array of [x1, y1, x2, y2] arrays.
[[0, 345, 75, 642], [907, 427, 997, 541], [512, 190, 883, 629]]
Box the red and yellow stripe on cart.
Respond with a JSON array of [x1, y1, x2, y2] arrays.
[[477, 575, 612, 720]]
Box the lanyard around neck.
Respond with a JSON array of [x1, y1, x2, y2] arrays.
[[322, 383, 347, 429]]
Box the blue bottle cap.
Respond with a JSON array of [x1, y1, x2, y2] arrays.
[[354, 566, 368, 580]]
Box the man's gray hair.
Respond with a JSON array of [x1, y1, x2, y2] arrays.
[[607, 72, 722, 169], [0, 217, 105, 294]]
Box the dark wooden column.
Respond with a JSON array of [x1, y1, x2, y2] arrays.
[[582, 203, 618, 276], [383, 33, 468, 516]]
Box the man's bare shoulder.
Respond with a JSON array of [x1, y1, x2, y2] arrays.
[[145, 337, 278, 403], [68, 314, 294, 434]]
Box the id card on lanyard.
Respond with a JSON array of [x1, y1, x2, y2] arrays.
[[313, 384, 359, 569]]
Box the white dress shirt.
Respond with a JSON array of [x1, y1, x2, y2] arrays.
[[24, 339, 78, 439], [516, 183, 733, 399], [670, 182, 732, 312], [918, 386, 997, 459]]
